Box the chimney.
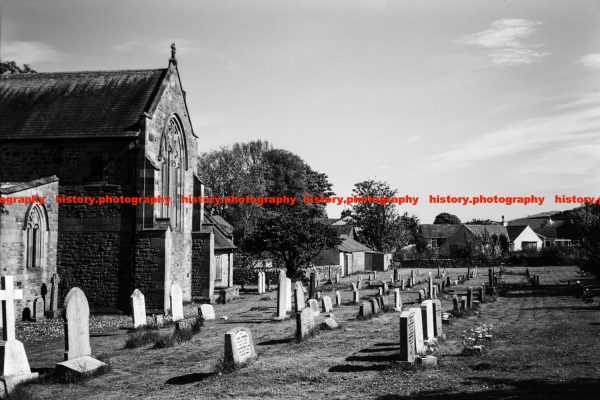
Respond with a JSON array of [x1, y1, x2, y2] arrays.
[[501, 215, 507, 227], [169, 42, 177, 66]]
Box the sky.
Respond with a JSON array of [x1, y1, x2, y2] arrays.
[[1, 0, 599, 223]]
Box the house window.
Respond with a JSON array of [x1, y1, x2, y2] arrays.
[[25, 204, 47, 270], [522, 242, 537, 251], [158, 117, 185, 228]]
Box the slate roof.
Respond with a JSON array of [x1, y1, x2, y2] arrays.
[[210, 214, 234, 236], [419, 224, 461, 239], [506, 225, 528, 242], [338, 234, 374, 253], [0, 175, 58, 194], [0, 69, 167, 139], [214, 227, 236, 250], [463, 224, 509, 238]]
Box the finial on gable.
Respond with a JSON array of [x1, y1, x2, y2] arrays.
[[170, 42, 177, 66]]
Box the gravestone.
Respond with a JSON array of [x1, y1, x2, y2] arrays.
[[296, 308, 315, 340], [130, 289, 147, 328], [322, 314, 339, 329], [488, 268, 494, 287], [286, 278, 292, 313], [383, 282, 389, 294], [224, 327, 257, 367], [418, 289, 425, 303], [374, 271, 378, 280], [428, 272, 433, 299], [154, 314, 164, 327], [0, 276, 38, 395], [294, 282, 305, 313], [358, 301, 372, 319], [55, 287, 106, 376], [357, 280, 362, 290], [309, 272, 316, 299], [401, 279, 406, 290], [274, 270, 288, 320], [170, 283, 184, 322], [421, 300, 435, 341], [257, 272, 265, 295], [409, 307, 425, 354], [370, 298, 380, 315], [335, 291, 341, 307], [379, 295, 388, 308], [378, 287, 383, 296], [335, 273, 340, 284], [411, 269, 415, 283], [32, 298, 44, 322], [460, 296, 467, 310], [390, 275, 394, 284], [45, 273, 61, 318], [446, 276, 451, 288], [353, 290, 360, 304], [394, 288, 402, 311], [40, 283, 48, 312], [399, 311, 416, 364], [467, 287, 473, 309], [441, 281, 446, 292], [479, 286, 485, 303], [431, 299, 443, 337], [321, 296, 333, 313], [351, 282, 357, 291], [21, 307, 31, 322], [315, 292, 322, 300], [407, 277, 412, 288], [199, 304, 215, 320], [453, 295, 459, 311], [394, 268, 400, 282], [307, 299, 320, 316]]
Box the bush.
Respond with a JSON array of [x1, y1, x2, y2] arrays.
[[124, 331, 161, 349]]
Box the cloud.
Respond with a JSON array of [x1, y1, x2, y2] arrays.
[[1, 40, 60, 64], [580, 53, 600, 70], [425, 92, 600, 173], [404, 135, 423, 143], [459, 19, 548, 65]]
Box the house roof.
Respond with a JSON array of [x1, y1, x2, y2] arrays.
[[506, 225, 528, 242], [463, 224, 509, 238], [0, 175, 58, 194], [419, 224, 461, 239], [209, 214, 234, 236], [338, 234, 374, 253], [0, 69, 167, 139], [214, 227, 236, 250]]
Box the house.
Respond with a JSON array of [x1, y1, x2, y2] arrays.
[[0, 45, 233, 312], [419, 224, 462, 249], [440, 224, 509, 256], [506, 225, 543, 251], [312, 217, 392, 274], [508, 212, 573, 248]]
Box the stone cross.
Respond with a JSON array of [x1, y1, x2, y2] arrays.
[[0, 276, 23, 341]]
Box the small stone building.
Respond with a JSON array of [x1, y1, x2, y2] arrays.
[[0, 176, 59, 318], [0, 46, 234, 313]]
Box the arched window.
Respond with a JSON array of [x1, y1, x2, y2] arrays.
[[158, 117, 185, 228], [25, 204, 47, 270]]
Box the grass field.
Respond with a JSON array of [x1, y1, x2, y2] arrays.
[[14, 265, 600, 399]]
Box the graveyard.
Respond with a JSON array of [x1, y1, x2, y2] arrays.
[[1, 265, 598, 399]]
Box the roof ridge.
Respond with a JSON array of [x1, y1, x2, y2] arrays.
[[0, 68, 167, 78]]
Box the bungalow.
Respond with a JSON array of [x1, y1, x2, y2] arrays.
[[506, 225, 543, 251], [508, 212, 573, 247], [419, 224, 462, 249]]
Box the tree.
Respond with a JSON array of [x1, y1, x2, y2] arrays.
[[242, 208, 342, 279], [0, 60, 37, 74], [434, 213, 461, 224], [499, 233, 510, 254], [343, 179, 405, 253], [468, 218, 495, 225]]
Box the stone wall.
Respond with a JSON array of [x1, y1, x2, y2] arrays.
[[191, 231, 213, 299]]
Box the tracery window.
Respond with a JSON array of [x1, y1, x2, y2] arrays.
[[25, 204, 47, 270], [158, 117, 185, 228]]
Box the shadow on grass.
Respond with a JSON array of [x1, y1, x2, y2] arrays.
[[346, 354, 399, 363], [374, 377, 600, 400], [359, 347, 400, 353], [166, 372, 217, 385], [257, 338, 294, 346], [374, 342, 397, 347], [329, 364, 389, 372]]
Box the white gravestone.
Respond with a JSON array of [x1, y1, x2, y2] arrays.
[[274, 270, 287, 320], [170, 283, 184, 322], [409, 307, 425, 355], [294, 282, 305, 313], [335, 290, 341, 307], [224, 327, 257, 367], [130, 289, 146, 328], [0, 276, 38, 395], [55, 287, 106, 376], [307, 299, 320, 317], [421, 300, 435, 341], [296, 308, 315, 340], [199, 304, 216, 320], [394, 288, 402, 312], [286, 278, 292, 312], [321, 296, 333, 313]]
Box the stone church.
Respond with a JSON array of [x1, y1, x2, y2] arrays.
[[0, 46, 235, 316]]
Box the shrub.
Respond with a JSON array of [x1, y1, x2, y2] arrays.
[[124, 331, 161, 349]]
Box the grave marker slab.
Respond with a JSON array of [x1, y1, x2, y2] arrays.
[[294, 282, 305, 313], [224, 327, 257, 367], [421, 300, 435, 341], [409, 307, 425, 354], [199, 304, 215, 320], [467, 287, 473, 309], [309, 272, 316, 299], [170, 283, 184, 322], [296, 308, 315, 340], [321, 296, 333, 313], [130, 289, 147, 328], [32, 298, 44, 322], [399, 311, 416, 363], [286, 278, 292, 312], [432, 299, 443, 337], [274, 270, 288, 320], [359, 301, 372, 319], [307, 299, 320, 316], [45, 273, 61, 318], [394, 288, 402, 311], [370, 298, 380, 315], [335, 291, 341, 307], [352, 290, 360, 304]]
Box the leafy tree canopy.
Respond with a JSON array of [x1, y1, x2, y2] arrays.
[[433, 212, 461, 224], [0, 60, 37, 74]]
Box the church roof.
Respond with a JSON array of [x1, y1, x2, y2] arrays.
[[0, 69, 167, 139], [0, 175, 58, 194]]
